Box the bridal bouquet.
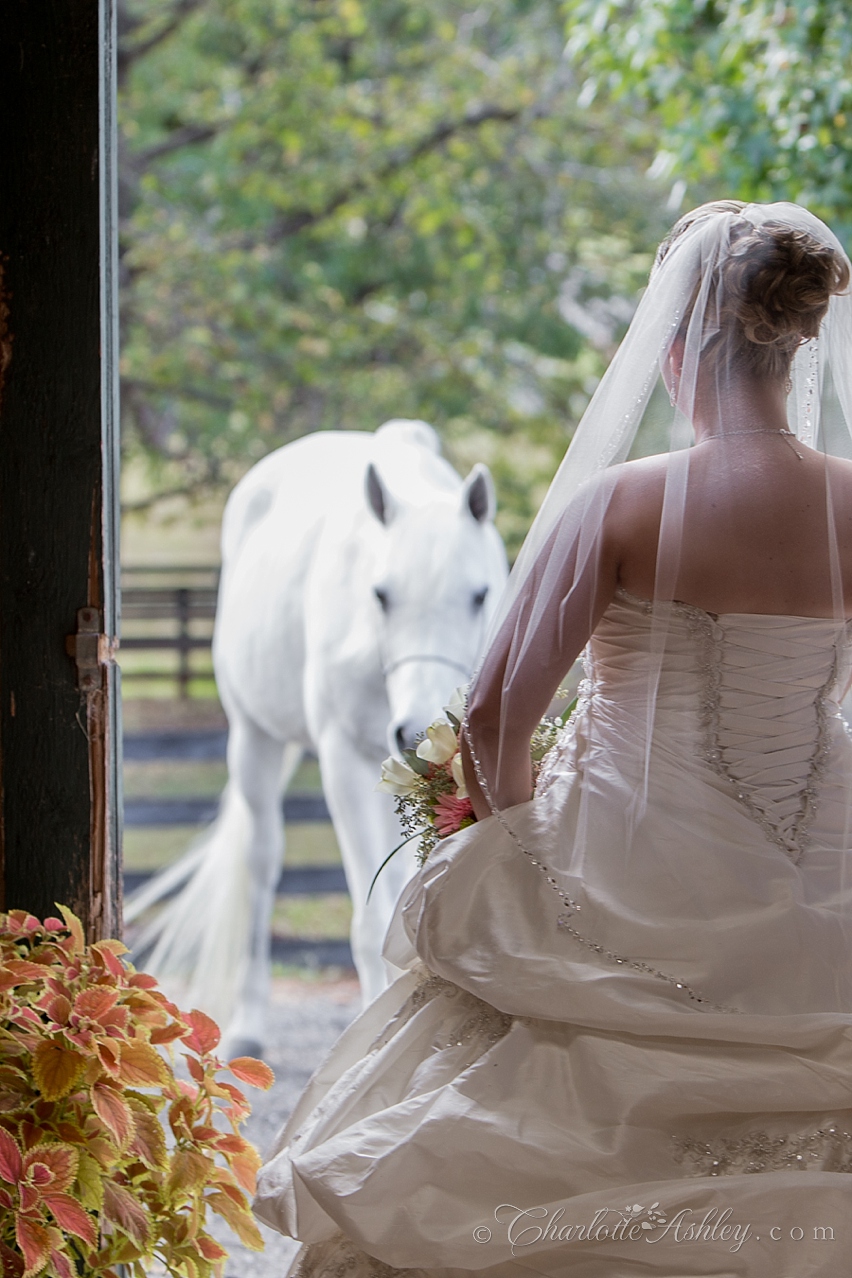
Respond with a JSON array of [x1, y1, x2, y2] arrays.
[[377, 687, 571, 872]]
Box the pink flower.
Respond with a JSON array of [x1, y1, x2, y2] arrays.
[[434, 794, 475, 837]]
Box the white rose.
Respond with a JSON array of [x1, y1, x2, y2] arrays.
[[377, 755, 419, 795], [444, 685, 468, 726], [451, 750, 468, 798], [415, 719, 458, 765]]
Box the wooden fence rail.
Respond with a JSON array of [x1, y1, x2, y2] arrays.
[[120, 565, 220, 697]]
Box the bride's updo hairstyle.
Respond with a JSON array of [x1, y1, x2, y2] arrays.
[[656, 199, 850, 382]]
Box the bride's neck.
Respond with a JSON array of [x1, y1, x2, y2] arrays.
[[691, 374, 789, 441]]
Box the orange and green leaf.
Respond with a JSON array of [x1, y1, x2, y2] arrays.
[[195, 1236, 227, 1263], [90, 1084, 135, 1148], [31, 1042, 86, 1102], [181, 1011, 220, 1057], [102, 1182, 151, 1247], [96, 1040, 122, 1079], [3, 961, 47, 983], [0, 1127, 23, 1184], [73, 987, 120, 1021], [168, 1148, 213, 1195], [206, 1191, 263, 1251], [55, 907, 84, 955], [229, 1149, 261, 1196], [227, 1057, 274, 1091], [83, 1135, 120, 1172], [210, 1133, 247, 1155], [23, 1143, 78, 1193], [116, 1040, 169, 1089], [148, 1022, 186, 1046], [15, 1218, 51, 1278], [90, 940, 128, 977], [127, 1106, 168, 1171], [43, 1192, 98, 1247]]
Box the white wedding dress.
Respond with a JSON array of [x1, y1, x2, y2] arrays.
[[255, 587, 852, 1277]]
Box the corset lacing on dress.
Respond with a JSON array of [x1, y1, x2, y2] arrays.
[[602, 587, 852, 864]]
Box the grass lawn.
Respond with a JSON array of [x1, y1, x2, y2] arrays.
[[123, 821, 342, 871]]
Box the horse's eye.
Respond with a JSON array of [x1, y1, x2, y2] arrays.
[[472, 587, 489, 609], [374, 587, 390, 611]]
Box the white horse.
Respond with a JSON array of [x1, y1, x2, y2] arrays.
[[126, 420, 507, 1056]]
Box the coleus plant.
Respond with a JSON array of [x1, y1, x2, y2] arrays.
[[0, 906, 274, 1278]]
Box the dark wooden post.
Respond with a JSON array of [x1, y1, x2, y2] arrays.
[[177, 586, 191, 699], [0, 2, 122, 940]]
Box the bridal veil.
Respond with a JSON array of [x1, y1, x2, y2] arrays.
[[464, 199, 852, 930]]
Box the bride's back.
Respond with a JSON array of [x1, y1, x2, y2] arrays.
[[609, 442, 852, 618]]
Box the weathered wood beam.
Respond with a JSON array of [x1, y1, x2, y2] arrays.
[[0, 2, 121, 938]]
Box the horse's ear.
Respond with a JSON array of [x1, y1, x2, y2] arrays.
[[461, 464, 496, 523], [366, 463, 394, 525]]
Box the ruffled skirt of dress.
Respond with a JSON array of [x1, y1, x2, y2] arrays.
[[254, 703, 852, 1278]]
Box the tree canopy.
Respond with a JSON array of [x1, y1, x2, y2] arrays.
[[120, 1, 852, 550], [566, 0, 852, 241], [119, 0, 668, 551]]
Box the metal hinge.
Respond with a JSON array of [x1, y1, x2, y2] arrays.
[[65, 607, 118, 692]]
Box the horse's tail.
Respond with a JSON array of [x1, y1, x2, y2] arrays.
[[125, 742, 302, 1029], [124, 782, 253, 1028], [122, 840, 208, 923]]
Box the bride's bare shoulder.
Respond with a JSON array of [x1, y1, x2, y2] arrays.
[[604, 455, 669, 504], [821, 451, 852, 483], [570, 459, 666, 536], [610, 454, 670, 481], [606, 448, 852, 496], [578, 455, 669, 498], [594, 457, 668, 552]]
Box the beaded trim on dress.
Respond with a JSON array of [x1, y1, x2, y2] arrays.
[[463, 696, 737, 1014], [672, 1123, 852, 1176], [364, 966, 513, 1058], [286, 1232, 419, 1278]]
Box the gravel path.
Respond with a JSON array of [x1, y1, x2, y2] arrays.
[[210, 975, 362, 1278]]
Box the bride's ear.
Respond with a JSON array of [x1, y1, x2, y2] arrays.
[[668, 335, 685, 380], [664, 334, 685, 400]]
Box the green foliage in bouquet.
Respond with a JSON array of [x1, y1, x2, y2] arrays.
[[0, 907, 274, 1278], [529, 718, 565, 771]]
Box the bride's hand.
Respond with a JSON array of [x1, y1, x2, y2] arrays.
[[460, 735, 491, 821], [461, 733, 533, 821]]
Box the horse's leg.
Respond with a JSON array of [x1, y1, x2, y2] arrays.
[[222, 714, 294, 1059], [318, 729, 415, 1005]]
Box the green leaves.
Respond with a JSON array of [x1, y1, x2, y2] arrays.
[[119, 0, 667, 553], [565, 0, 852, 243]]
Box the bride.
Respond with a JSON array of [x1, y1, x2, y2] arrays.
[[254, 202, 852, 1277]]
